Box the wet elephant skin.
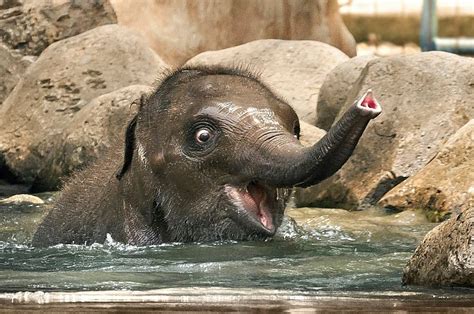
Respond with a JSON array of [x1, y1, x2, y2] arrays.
[[32, 66, 381, 246]]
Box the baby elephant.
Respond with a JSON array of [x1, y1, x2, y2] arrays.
[[32, 66, 381, 246]]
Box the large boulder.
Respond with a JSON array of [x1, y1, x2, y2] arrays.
[[315, 55, 376, 131], [0, 0, 116, 56], [0, 25, 167, 191], [186, 39, 349, 124], [110, 0, 356, 66], [0, 43, 34, 105], [34, 85, 151, 189], [301, 52, 474, 209], [379, 120, 473, 220], [402, 208, 474, 287]]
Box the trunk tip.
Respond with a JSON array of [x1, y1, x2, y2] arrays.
[[356, 89, 382, 117]]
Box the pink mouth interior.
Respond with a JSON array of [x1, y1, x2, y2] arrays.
[[239, 182, 273, 230], [360, 94, 377, 109]]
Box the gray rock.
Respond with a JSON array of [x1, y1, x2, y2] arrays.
[[0, 43, 34, 105], [402, 208, 474, 287], [316, 55, 376, 131], [0, 0, 116, 56], [0, 193, 44, 205], [0, 25, 168, 190], [186, 39, 348, 125], [379, 120, 474, 219], [111, 0, 356, 66], [302, 52, 474, 209]]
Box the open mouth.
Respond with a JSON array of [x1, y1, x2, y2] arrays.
[[356, 89, 382, 116], [225, 181, 276, 235]]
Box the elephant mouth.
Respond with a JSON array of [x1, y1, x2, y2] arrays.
[[225, 181, 276, 235]]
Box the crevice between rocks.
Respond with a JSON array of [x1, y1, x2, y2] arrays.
[[0, 156, 30, 196], [360, 171, 408, 208]]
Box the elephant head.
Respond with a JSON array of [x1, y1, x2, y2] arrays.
[[117, 66, 381, 243]]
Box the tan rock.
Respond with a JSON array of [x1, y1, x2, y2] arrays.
[[402, 208, 474, 287], [186, 39, 349, 125], [379, 120, 474, 219], [0, 0, 116, 56], [303, 52, 474, 209], [298, 121, 326, 148], [0, 43, 34, 105], [110, 0, 356, 66], [0, 194, 44, 205], [0, 25, 168, 190], [35, 85, 151, 189]]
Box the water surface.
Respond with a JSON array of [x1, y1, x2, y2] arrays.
[[0, 193, 472, 303]]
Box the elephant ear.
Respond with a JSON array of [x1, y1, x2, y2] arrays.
[[115, 114, 137, 180], [115, 95, 146, 180]]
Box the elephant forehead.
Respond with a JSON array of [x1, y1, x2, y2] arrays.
[[214, 102, 282, 128]]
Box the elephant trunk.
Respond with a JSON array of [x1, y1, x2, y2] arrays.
[[249, 90, 382, 188]]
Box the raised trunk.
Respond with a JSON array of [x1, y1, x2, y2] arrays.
[[251, 90, 381, 188]]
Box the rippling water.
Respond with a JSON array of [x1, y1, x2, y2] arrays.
[[0, 193, 472, 301]]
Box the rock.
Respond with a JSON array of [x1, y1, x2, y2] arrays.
[[35, 85, 151, 189], [0, 25, 168, 190], [187, 39, 349, 124], [110, 0, 356, 66], [402, 208, 474, 287], [379, 120, 474, 220], [0, 193, 44, 205], [301, 52, 474, 209], [0, 0, 22, 10], [0, 0, 116, 56], [0, 43, 34, 105], [316, 55, 376, 131]]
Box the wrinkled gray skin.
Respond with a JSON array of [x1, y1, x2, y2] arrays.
[[32, 66, 381, 246]]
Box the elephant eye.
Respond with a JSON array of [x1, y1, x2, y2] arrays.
[[195, 128, 212, 144], [186, 118, 220, 156]]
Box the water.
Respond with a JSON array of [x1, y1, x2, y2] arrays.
[[0, 193, 473, 303]]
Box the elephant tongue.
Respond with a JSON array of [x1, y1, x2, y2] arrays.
[[245, 182, 273, 230]]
